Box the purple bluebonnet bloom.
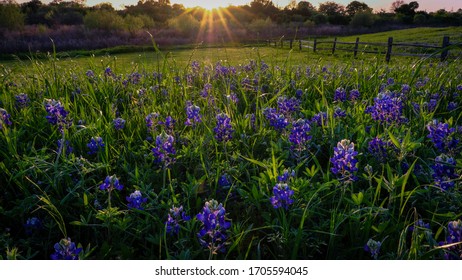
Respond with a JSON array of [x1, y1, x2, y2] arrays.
[[214, 113, 233, 142], [263, 108, 289, 132], [349, 89, 360, 101], [368, 137, 391, 163], [415, 77, 429, 89], [50, 237, 82, 260], [44, 99, 72, 134], [270, 170, 295, 210], [440, 220, 462, 260], [295, 89, 303, 99], [113, 117, 126, 130], [226, 93, 239, 104], [431, 154, 458, 191], [196, 200, 231, 254], [191, 61, 200, 74], [152, 132, 176, 167], [401, 84, 411, 94], [99, 175, 123, 191], [87, 136, 104, 155], [201, 83, 212, 97], [0, 108, 12, 130], [166, 205, 191, 235], [57, 139, 73, 156], [218, 174, 231, 187], [277, 96, 300, 117], [409, 219, 430, 232], [426, 120, 459, 154], [447, 102, 457, 111], [15, 93, 30, 109], [333, 108, 347, 118], [365, 92, 407, 125], [330, 139, 359, 182], [145, 112, 159, 133], [334, 87, 347, 102], [185, 102, 202, 127], [289, 119, 311, 152], [311, 111, 328, 127], [24, 217, 42, 235], [126, 190, 147, 210], [387, 78, 394, 85], [86, 70, 95, 78], [364, 238, 381, 259], [104, 67, 114, 77], [159, 116, 175, 134], [457, 85, 462, 91]]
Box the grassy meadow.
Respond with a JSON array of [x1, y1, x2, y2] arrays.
[[0, 27, 461, 260]]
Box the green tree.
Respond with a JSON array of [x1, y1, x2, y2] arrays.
[[83, 10, 125, 31], [318, 1, 348, 25], [345, 1, 372, 17], [350, 11, 374, 27], [0, 0, 25, 30]]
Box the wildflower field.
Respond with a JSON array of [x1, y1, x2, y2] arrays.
[[0, 46, 461, 260]]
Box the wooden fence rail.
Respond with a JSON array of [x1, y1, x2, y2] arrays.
[[268, 36, 460, 62]]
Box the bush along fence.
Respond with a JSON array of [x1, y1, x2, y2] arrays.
[[269, 36, 461, 62]]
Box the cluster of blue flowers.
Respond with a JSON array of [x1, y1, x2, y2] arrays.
[[126, 190, 147, 210], [15, 93, 30, 109], [152, 132, 176, 167], [99, 175, 123, 191], [334, 87, 347, 102], [24, 217, 42, 235], [0, 108, 12, 130], [441, 220, 462, 260], [368, 137, 392, 163], [50, 237, 82, 260], [330, 139, 358, 182], [431, 154, 458, 191], [289, 119, 311, 153], [276, 96, 300, 117], [87, 136, 105, 155], [145, 112, 159, 133], [44, 99, 72, 134], [365, 92, 407, 125], [263, 107, 289, 131], [165, 205, 191, 235], [196, 200, 231, 254], [184, 102, 202, 127], [310, 111, 327, 127], [426, 120, 459, 154], [364, 238, 381, 259], [113, 117, 126, 130], [214, 113, 233, 142], [270, 170, 295, 210]]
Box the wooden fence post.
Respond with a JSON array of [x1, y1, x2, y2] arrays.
[[386, 37, 393, 63], [299, 40, 302, 51], [313, 38, 317, 52], [441, 36, 450, 61], [353, 37, 360, 58], [332, 37, 337, 54]]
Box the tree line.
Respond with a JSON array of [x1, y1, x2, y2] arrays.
[[1, 0, 461, 31]]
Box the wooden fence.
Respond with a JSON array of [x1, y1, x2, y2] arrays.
[[268, 36, 461, 62]]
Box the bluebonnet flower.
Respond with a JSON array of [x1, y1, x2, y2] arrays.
[[166, 205, 191, 235], [86, 70, 95, 78], [263, 108, 289, 132], [113, 117, 126, 130], [24, 217, 42, 235], [349, 89, 360, 101], [457, 84, 462, 91], [365, 92, 407, 125], [401, 84, 411, 94], [196, 199, 231, 254], [57, 139, 73, 156], [277, 96, 300, 117], [145, 112, 159, 133], [218, 174, 231, 188], [415, 77, 429, 89], [295, 89, 303, 99], [368, 137, 391, 163], [311, 111, 328, 127], [152, 132, 176, 167], [185, 102, 202, 127], [441, 220, 462, 260], [289, 119, 311, 152], [191, 61, 200, 74], [50, 237, 82, 260], [226, 93, 239, 104], [387, 77, 394, 85], [333, 107, 346, 118], [126, 190, 147, 210], [104, 67, 114, 77], [334, 87, 347, 102], [364, 238, 381, 259], [44, 99, 72, 134], [0, 108, 12, 130], [87, 136, 104, 155], [214, 113, 233, 142], [426, 120, 458, 154], [431, 154, 458, 191], [447, 102, 457, 111], [246, 113, 256, 131], [201, 83, 212, 97], [270, 171, 295, 210], [159, 116, 175, 134], [409, 219, 430, 232], [330, 139, 359, 182], [99, 175, 123, 191], [15, 93, 30, 109]]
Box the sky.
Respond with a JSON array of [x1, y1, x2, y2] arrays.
[[16, 0, 462, 12]]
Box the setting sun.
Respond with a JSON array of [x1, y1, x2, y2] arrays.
[[174, 0, 249, 10]]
